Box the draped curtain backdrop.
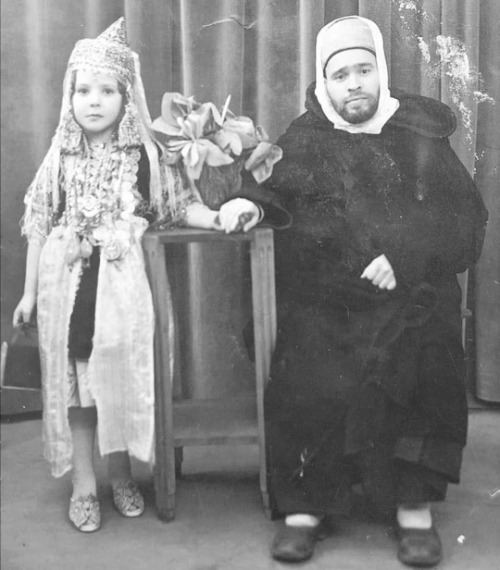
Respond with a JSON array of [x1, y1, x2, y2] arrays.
[[1, 0, 499, 400]]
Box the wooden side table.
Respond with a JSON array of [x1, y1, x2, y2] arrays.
[[142, 227, 276, 521]]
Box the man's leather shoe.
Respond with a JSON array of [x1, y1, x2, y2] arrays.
[[271, 523, 324, 562], [397, 525, 443, 567]]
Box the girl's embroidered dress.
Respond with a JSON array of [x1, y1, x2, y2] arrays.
[[21, 18, 196, 478]]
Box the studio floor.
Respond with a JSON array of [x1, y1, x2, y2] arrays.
[[1, 409, 499, 570]]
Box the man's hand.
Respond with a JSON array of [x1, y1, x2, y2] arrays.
[[361, 254, 396, 290], [215, 198, 262, 233]]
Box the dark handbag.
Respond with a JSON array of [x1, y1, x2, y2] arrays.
[[1, 324, 42, 390]]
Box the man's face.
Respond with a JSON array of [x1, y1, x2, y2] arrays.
[[324, 49, 380, 124]]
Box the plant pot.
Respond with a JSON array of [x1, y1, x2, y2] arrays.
[[194, 157, 246, 209]]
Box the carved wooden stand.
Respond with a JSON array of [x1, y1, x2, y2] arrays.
[[143, 227, 276, 522]]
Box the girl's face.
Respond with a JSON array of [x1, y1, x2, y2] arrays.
[[72, 71, 124, 144]]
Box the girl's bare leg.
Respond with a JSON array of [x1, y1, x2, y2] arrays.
[[68, 406, 97, 499], [107, 451, 132, 486]]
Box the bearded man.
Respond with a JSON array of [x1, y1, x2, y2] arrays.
[[264, 16, 488, 567]]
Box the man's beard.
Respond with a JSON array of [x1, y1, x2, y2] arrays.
[[336, 94, 379, 124]]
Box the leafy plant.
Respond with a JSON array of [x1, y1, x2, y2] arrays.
[[152, 92, 282, 186]]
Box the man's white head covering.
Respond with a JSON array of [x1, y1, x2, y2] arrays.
[[315, 16, 399, 134]]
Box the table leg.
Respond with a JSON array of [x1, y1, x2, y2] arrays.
[[175, 446, 184, 479], [250, 229, 277, 519], [143, 236, 176, 522]]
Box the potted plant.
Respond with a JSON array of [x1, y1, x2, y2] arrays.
[[152, 92, 283, 209]]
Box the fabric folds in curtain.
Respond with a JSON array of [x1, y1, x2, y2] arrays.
[[1, 0, 498, 398], [474, 0, 500, 401]]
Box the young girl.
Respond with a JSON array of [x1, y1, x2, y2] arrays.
[[12, 18, 261, 533]]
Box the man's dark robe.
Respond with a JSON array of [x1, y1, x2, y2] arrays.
[[263, 84, 488, 518]]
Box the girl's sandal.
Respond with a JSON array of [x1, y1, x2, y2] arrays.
[[112, 480, 144, 518], [69, 494, 101, 532]]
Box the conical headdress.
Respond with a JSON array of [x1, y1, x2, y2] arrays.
[[68, 17, 135, 86]]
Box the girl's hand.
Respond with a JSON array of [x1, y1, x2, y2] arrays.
[[361, 254, 396, 290], [12, 293, 36, 326], [215, 198, 262, 233]]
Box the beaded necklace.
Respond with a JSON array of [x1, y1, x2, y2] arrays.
[[60, 138, 141, 266]]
